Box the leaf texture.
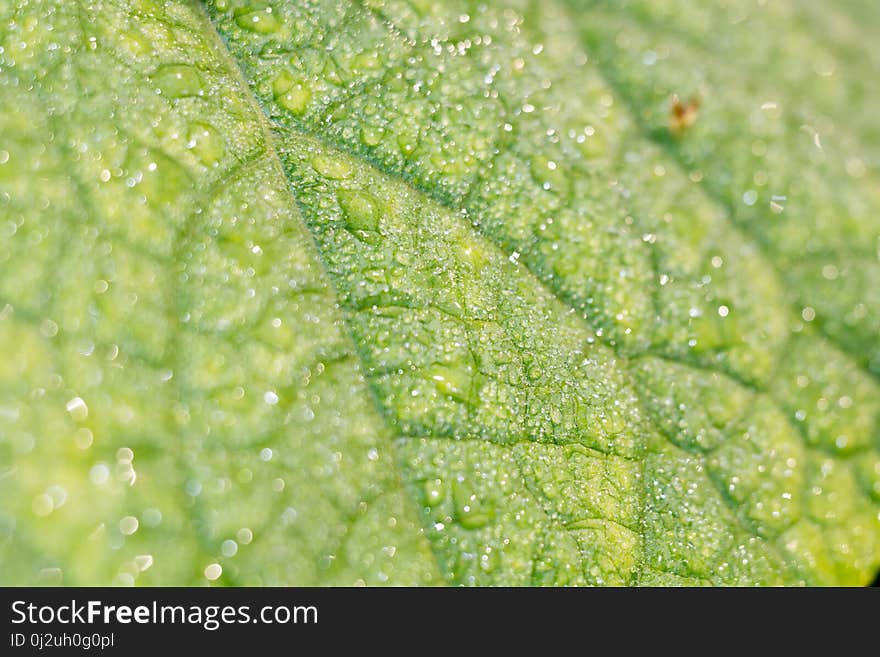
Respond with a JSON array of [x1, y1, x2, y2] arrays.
[[0, 0, 877, 585]]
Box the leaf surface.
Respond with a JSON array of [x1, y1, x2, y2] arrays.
[[0, 0, 877, 585]]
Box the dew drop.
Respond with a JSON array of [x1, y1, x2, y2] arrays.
[[89, 463, 110, 485], [142, 508, 163, 527], [337, 190, 379, 233], [424, 478, 446, 506], [360, 125, 384, 147], [37, 568, 63, 585], [73, 428, 93, 449], [119, 516, 139, 536], [65, 396, 88, 422], [31, 494, 54, 517], [40, 319, 59, 338], [311, 153, 352, 180], [821, 264, 839, 280], [234, 6, 281, 34], [204, 563, 223, 581], [272, 71, 312, 115], [186, 122, 225, 167], [153, 64, 203, 98], [135, 555, 154, 572]]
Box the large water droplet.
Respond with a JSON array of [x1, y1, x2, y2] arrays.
[[453, 480, 493, 529], [186, 122, 225, 167], [153, 64, 203, 98], [234, 5, 282, 34], [311, 153, 352, 180], [272, 71, 312, 115], [337, 190, 379, 233]]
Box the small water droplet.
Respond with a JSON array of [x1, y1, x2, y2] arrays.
[[135, 555, 154, 571], [311, 153, 352, 180], [119, 516, 139, 535], [40, 318, 59, 337], [153, 64, 203, 98], [89, 463, 110, 485], [272, 71, 312, 115], [337, 190, 379, 234], [186, 122, 225, 166], [204, 563, 222, 581], [234, 5, 282, 34], [74, 428, 93, 449], [32, 494, 54, 517], [65, 396, 88, 422], [424, 478, 446, 506]]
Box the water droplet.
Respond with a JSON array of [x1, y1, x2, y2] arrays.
[[272, 71, 311, 115], [153, 64, 202, 98], [337, 190, 379, 233], [186, 122, 225, 166], [424, 478, 446, 506], [221, 539, 238, 557], [236, 528, 253, 544], [453, 480, 492, 529], [40, 318, 58, 337], [135, 555, 154, 571], [311, 153, 352, 180], [73, 428, 93, 449], [37, 568, 63, 585], [429, 364, 472, 403], [770, 194, 786, 214], [845, 157, 866, 178], [360, 125, 384, 147], [46, 485, 67, 509], [65, 396, 88, 422], [119, 516, 139, 535], [89, 463, 110, 485], [118, 28, 153, 58], [821, 264, 839, 280], [31, 494, 54, 517], [204, 563, 222, 581], [142, 508, 163, 527], [234, 5, 281, 34]]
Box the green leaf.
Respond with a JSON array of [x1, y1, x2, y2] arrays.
[[0, 0, 877, 586]]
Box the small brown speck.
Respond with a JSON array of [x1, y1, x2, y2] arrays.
[[670, 94, 700, 135]]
